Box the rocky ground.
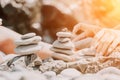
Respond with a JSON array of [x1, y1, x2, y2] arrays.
[[0, 55, 120, 80]]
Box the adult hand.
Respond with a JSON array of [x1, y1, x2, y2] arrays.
[[72, 23, 101, 42], [91, 28, 120, 56]]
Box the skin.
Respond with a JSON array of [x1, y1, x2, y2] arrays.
[[1, 22, 120, 62], [0, 25, 53, 60], [0, 26, 21, 54]]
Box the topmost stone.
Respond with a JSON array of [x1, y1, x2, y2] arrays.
[[56, 32, 72, 38], [22, 33, 36, 39]]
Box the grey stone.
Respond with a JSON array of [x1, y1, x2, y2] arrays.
[[74, 74, 103, 80], [56, 32, 72, 38], [39, 60, 66, 73], [97, 67, 120, 75], [50, 75, 70, 80], [52, 40, 74, 50], [60, 68, 81, 78], [58, 37, 70, 43], [3, 54, 17, 63], [43, 71, 56, 79], [50, 47, 75, 55], [15, 36, 42, 46], [15, 44, 42, 54], [0, 77, 6, 80], [21, 33, 36, 39]]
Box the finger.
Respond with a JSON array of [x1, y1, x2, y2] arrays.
[[72, 23, 92, 34], [91, 29, 105, 49], [96, 31, 111, 55], [52, 52, 72, 62], [72, 32, 86, 42], [101, 32, 115, 56], [74, 38, 93, 50], [107, 37, 120, 54], [72, 23, 81, 34], [96, 31, 110, 55], [114, 24, 120, 30]]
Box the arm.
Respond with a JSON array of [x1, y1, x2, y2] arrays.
[[0, 26, 53, 60], [0, 26, 21, 54]]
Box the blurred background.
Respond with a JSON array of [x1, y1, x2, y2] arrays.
[[0, 0, 120, 43]]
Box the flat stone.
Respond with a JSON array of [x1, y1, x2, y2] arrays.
[[50, 47, 75, 55], [15, 44, 42, 54], [22, 33, 36, 39], [43, 71, 56, 79], [58, 37, 70, 43], [97, 67, 120, 75], [15, 36, 42, 46], [52, 40, 74, 50], [56, 32, 72, 38], [60, 68, 81, 78], [50, 75, 70, 80], [0, 77, 6, 80], [75, 74, 103, 80]]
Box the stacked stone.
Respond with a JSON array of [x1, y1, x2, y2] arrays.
[[15, 33, 42, 55], [13, 33, 42, 66], [51, 29, 75, 56]]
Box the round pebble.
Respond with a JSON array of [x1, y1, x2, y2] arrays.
[[43, 71, 56, 79], [74, 74, 103, 80], [60, 68, 81, 78], [50, 75, 70, 80], [0, 77, 6, 80], [22, 33, 36, 39]]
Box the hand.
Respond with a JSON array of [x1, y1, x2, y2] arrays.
[[91, 28, 120, 56], [72, 23, 101, 42]]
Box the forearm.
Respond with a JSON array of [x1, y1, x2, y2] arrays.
[[0, 26, 21, 54]]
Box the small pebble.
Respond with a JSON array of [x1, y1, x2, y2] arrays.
[[22, 33, 36, 39], [60, 68, 81, 78], [43, 71, 56, 79], [50, 75, 70, 80]]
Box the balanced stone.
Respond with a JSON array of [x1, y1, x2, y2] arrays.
[[56, 32, 72, 38], [15, 44, 42, 54], [15, 36, 42, 46], [52, 40, 74, 50], [50, 47, 75, 55], [60, 68, 81, 78], [22, 33, 36, 39], [58, 37, 70, 43]]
